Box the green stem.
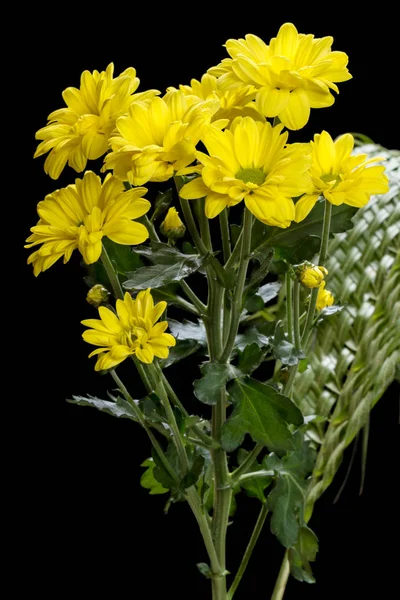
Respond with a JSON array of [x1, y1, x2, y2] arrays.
[[236, 470, 274, 485], [301, 201, 332, 344], [132, 356, 153, 393], [101, 244, 124, 300], [220, 208, 253, 362], [173, 295, 199, 315], [227, 504, 269, 600], [219, 209, 231, 263], [110, 369, 179, 485], [285, 273, 293, 344], [270, 551, 290, 600], [175, 177, 208, 256], [231, 444, 264, 482], [293, 279, 301, 351], [179, 280, 207, 314], [198, 198, 213, 252], [225, 229, 243, 270]]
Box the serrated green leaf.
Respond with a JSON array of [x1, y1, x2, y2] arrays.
[[194, 363, 240, 405], [67, 394, 138, 421], [221, 377, 303, 454], [140, 458, 169, 495], [168, 319, 207, 345], [160, 339, 202, 368], [235, 327, 271, 351], [124, 255, 204, 290], [289, 526, 319, 583], [272, 321, 305, 366], [237, 343, 264, 375]]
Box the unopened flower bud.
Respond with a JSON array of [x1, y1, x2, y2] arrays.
[[316, 281, 334, 310], [298, 264, 328, 288], [160, 207, 186, 241], [86, 284, 109, 307]]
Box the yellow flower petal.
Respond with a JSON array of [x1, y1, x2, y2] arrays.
[[278, 89, 310, 130], [294, 194, 320, 222]]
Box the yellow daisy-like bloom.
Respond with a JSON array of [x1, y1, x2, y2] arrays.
[[299, 265, 328, 288], [82, 289, 176, 369], [25, 171, 150, 276], [315, 281, 334, 311], [294, 131, 390, 222], [103, 90, 227, 186], [209, 23, 352, 130], [179, 117, 311, 227], [34, 63, 159, 179], [169, 73, 263, 123]]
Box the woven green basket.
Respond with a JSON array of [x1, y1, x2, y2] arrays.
[[290, 144, 400, 519]]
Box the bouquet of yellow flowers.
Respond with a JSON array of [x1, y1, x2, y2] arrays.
[[26, 23, 392, 600]]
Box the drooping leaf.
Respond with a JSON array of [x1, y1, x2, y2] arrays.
[[237, 448, 272, 502], [289, 526, 319, 583], [252, 202, 358, 264], [160, 339, 202, 368], [140, 458, 169, 495], [221, 377, 303, 454], [194, 363, 240, 405], [315, 304, 345, 324], [67, 394, 138, 421], [123, 254, 204, 289], [237, 343, 264, 375], [265, 432, 316, 548], [272, 321, 305, 366], [168, 319, 207, 345]]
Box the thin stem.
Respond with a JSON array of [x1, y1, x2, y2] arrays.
[[179, 279, 207, 314], [110, 369, 179, 485], [301, 201, 332, 343], [173, 295, 199, 315], [285, 274, 293, 344], [270, 551, 290, 600], [225, 229, 243, 270], [101, 244, 124, 300], [197, 198, 213, 252], [132, 356, 152, 393], [186, 487, 222, 579], [231, 444, 264, 482], [220, 208, 253, 362], [236, 470, 274, 485], [282, 364, 298, 398], [175, 177, 208, 256], [293, 279, 301, 351], [227, 504, 269, 600], [219, 209, 231, 263]]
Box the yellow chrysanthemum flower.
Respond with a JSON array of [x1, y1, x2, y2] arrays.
[[209, 23, 352, 130], [294, 131, 390, 222], [25, 171, 150, 275], [316, 281, 334, 310], [299, 265, 328, 288], [103, 90, 228, 186], [82, 289, 176, 369], [169, 73, 263, 123], [34, 63, 159, 179], [179, 117, 311, 227]]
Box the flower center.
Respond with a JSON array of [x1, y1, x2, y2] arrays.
[[320, 173, 342, 188], [236, 167, 266, 186]]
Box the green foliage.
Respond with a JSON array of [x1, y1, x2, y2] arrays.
[[67, 394, 138, 422], [194, 363, 240, 405], [265, 432, 316, 548], [221, 377, 303, 454], [168, 319, 207, 345], [289, 526, 319, 583], [272, 321, 305, 366], [84, 237, 142, 290], [140, 458, 169, 495], [151, 189, 173, 222], [237, 449, 272, 502], [124, 242, 205, 290], [237, 343, 264, 375], [160, 339, 202, 368]]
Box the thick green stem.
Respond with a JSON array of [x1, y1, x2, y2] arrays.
[[219, 209, 231, 263], [227, 504, 269, 600], [301, 201, 332, 344], [293, 280, 301, 351], [179, 280, 207, 314], [270, 551, 290, 600], [220, 209, 253, 363], [285, 274, 293, 344], [101, 244, 124, 300], [231, 444, 264, 482]]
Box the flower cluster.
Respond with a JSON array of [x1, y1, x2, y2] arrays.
[[82, 289, 176, 369]]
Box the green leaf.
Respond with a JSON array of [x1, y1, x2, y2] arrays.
[[160, 339, 202, 368], [265, 432, 316, 547], [235, 327, 270, 351], [168, 319, 207, 345], [181, 453, 205, 489], [197, 563, 212, 579], [67, 394, 138, 421], [289, 526, 319, 583], [194, 363, 240, 405], [252, 202, 358, 264], [237, 343, 264, 375], [245, 294, 265, 312], [140, 458, 169, 495], [237, 449, 272, 502], [315, 304, 344, 324], [140, 393, 167, 424], [221, 377, 303, 454], [272, 321, 305, 366], [103, 237, 143, 274], [258, 281, 282, 303]]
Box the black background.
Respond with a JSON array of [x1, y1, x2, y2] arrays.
[[19, 5, 399, 599]]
